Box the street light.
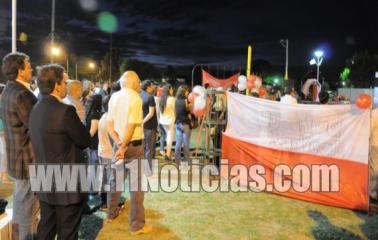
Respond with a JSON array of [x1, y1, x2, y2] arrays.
[[309, 49, 324, 84], [280, 39, 289, 81], [51, 46, 61, 56], [88, 62, 96, 69]]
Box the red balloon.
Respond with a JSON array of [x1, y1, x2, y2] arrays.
[[248, 75, 257, 83], [259, 87, 267, 97], [157, 87, 163, 97], [193, 107, 205, 117], [247, 81, 255, 90], [355, 94, 372, 109], [188, 92, 199, 103]]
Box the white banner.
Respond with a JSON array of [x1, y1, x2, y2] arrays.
[[225, 92, 370, 164]]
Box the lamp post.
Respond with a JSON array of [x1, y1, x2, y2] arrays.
[[280, 39, 289, 81], [309, 50, 324, 84]]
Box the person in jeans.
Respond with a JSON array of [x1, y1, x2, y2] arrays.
[[174, 85, 192, 165], [141, 80, 158, 176], [159, 84, 175, 161]]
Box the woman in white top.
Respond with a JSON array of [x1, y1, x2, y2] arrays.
[[159, 84, 176, 160]]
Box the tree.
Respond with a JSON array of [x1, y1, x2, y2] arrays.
[[97, 49, 121, 83], [345, 51, 378, 88], [252, 59, 273, 78], [119, 59, 160, 80]]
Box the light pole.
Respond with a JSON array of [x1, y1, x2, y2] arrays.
[[280, 39, 289, 81], [309, 50, 324, 84]]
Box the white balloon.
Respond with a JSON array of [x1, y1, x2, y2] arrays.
[[255, 78, 262, 89], [192, 85, 206, 97], [194, 96, 206, 110], [238, 82, 246, 91], [238, 75, 247, 84]]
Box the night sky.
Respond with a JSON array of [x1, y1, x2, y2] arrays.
[[0, 0, 377, 80]]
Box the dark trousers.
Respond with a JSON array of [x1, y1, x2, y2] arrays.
[[143, 128, 156, 176], [37, 200, 83, 240]]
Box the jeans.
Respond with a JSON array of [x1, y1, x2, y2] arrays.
[[174, 123, 191, 164], [159, 124, 166, 152]]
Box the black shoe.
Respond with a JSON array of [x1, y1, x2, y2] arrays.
[[82, 203, 97, 215]]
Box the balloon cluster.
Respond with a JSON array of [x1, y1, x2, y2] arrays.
[[189, 86, 207, 117], [238, 74, 266, 97]]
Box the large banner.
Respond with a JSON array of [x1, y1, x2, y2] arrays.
[[222, 92, 370, 210], [202, 70, 239, 89]]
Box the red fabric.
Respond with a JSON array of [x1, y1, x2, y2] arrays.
[[221, 134, 369, 211], [313, 84, 318, 101], [202, 70, 240, 89]]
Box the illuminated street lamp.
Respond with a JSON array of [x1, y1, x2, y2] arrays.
[[309, 50, 324, 84], [51, 46, 61, 56], [88, 62, 96, 69]]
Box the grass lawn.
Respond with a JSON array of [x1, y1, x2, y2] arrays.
[[1, 129, 378, 239]]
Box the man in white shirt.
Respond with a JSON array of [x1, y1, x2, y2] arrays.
[[107, 71, 151, 235], [63, 80, 85, 123], [280, 86, 298, 104]]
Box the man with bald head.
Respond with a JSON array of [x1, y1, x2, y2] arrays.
[[107, 71, 151, 235], [63, 80, 85, 123]]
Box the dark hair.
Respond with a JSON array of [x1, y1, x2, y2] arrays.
[[176, 85, 189, 99], [251, 92, 259, 97], [141, 80, 153, 91], [86, 94, 102, 126], [37, 64, 65, 95], [159, 84, 172, 113], [111, 81, 121, 94], [319, 91, 329, 104], [102, 95, 110, 112], [1, 52, 29, 81], [284, 86, 295, 95]]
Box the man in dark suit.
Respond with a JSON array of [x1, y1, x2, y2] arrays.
[[0, 52, 39, 239], [29, 64, 91, 240]]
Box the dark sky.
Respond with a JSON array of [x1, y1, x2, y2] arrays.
[[0, 0, 377, 73]]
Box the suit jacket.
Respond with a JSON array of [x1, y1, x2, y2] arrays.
[[29, 95, 91, 205], [0, 81, 37, 179]]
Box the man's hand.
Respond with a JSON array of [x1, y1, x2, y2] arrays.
[[116, 146, 128, 159]]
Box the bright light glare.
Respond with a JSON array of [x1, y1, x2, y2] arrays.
[[88, 62, 96, 69], [51, 47, 61, 56], [314, 50, 324, 58], [309, 58, 316, 65]]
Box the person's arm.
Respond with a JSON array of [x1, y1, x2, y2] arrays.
[[16, 90, 37, 128], [107, 119, 121, 145], [106, 96, 121, 145], [143, 107, 155, 124], [64, 106, 91, 149], [117, 98, 143, 158], [89, 119, 99, 137], [143, 95, 156, 124]]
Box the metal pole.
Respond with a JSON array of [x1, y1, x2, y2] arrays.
[[50, 0, 55, 63], [12, 0, 17, 52], [66, 57, 69, 76], [75, 63, 78, 80], [317, 62, 320, 83], [109, 33, 112, 82], [285, 39, 289, 80]]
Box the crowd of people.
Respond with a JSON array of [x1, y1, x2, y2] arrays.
[[0, 51, 217, 239]]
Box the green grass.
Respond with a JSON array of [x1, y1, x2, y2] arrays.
[[2, 128, 378, 239]]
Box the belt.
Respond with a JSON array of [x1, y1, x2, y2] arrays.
[[129, 139, 143, 146]]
